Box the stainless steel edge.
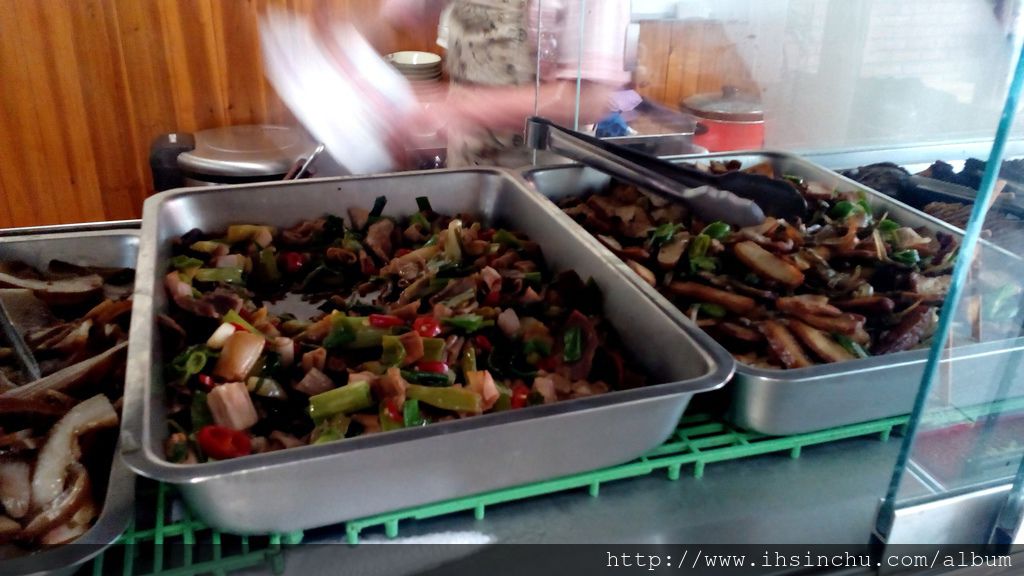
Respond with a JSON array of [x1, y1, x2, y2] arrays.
[[879, 483, 1013, 545], [785, 139, 1024, 171], [120, 168, 733, 533], [0, 229, 139, 576], [0, 220, 142, 237], [520, 151, 1024, 436]]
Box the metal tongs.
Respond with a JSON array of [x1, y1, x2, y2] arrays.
[[525, 117, 807, 228], [284, 142, 326, 181], [0, 298, 40, 382]]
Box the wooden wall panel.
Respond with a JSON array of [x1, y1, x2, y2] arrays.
[[636, 19, 759, 112], [0, 0, 438, 228], [1, 7, 756, 228]]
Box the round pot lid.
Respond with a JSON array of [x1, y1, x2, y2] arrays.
[[681, 86, 763, 122], [177, 125, 316, 177]]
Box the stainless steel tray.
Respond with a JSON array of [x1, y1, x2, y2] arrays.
[[0, 226, 138, 576], [120, 168, 733, 534], [520, 151, 1024, 436]]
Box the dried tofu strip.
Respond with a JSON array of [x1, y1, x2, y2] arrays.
[[733, 241, 804, 288], [776, 295, 841, 317], [668, 281, 757, 315], [758, 320, 813, 368], [789, 311, 869, 344], [788, 320, 855, 363]]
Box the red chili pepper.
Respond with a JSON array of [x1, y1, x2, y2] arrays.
[[196, 425, 252, 460], [473, 335, 493, 352], [384, 398, 403, 422], [537, 355, 559, 372], [510, 383, 531, 409], [412, 316, 441, 338], [415, 361, 449, 374], [280, 251, 307, 275], [229, 322, 249, 332], [360, 253, 377, 276], [483, 290, 501, 306], [369, 314, 406, 328], [197, 374, 215, 391], [395, 248, 412, 258]]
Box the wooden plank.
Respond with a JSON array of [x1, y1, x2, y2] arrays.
[[662, 20, 693, 110], [0, 4, 43, 227], [696, 21, 725, 95], [211, 0, 266, 125], [68, 0, 147, 221], [0, 0, 446, 228], [636, 20, 672, 104], [680, 19, 706, 102], [0, 173, 12, 229], [4, 1, 75, 225], [111, 0, 181, 198]]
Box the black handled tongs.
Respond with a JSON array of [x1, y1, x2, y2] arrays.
[[525, 117, 807, 228]]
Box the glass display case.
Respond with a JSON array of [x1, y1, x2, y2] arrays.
[[872, 49, 1024, 546], [9, 2, 1024, 574], [540, 0, 1024, 550]]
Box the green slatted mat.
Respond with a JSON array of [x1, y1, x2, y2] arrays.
[[97, 399, 1024, 573], [91, 482, 304, 576], [342, 411, 911, 544]]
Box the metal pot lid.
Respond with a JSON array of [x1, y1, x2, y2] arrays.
[[681, 86, 763, 122], [177, 125, 316, 177]]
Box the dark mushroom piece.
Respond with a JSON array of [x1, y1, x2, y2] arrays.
[[0, 272, 103, 306], [832, 295, 896, 315], [21, 462, 93, 542], [874, 305, 933, 355]]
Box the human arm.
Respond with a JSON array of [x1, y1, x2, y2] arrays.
[[439, 81, 616, 134]]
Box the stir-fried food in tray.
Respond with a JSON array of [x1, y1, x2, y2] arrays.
[[0, 260, 132, 551], [161, 197, 645, 463], [557, 160, 963, 370], [840, 162, 1024, 250]]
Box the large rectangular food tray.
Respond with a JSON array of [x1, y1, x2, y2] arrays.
[[520, 151, 1024, 436], [120, 167, 734, 534], [0, 226, 138, 576]]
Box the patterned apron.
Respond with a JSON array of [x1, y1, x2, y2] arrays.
[[445, 0, 540, 168]]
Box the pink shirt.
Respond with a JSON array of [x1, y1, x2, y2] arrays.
[[382, 0, 631, 87]]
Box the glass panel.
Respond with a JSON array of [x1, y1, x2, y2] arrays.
[[555, 0, 1024, 543], [591, 0, 1022, 153], [990, 455, 1024, 546], [876, 40, 1024, 540]]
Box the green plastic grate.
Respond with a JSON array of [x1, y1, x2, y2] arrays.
[[92, 410, 918, 574], [92, 397, 1024, 574], [90, 413, 908, 575], [340, 397, 1024, 544], [90, 482, 304, 576], [341, 411, 910, 543]]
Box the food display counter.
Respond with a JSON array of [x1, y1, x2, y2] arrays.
[[5, 143, 1024, 575], [7, 2, 1024, 575]]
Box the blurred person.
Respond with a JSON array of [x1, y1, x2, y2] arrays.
[[325, 0, 632, 168]]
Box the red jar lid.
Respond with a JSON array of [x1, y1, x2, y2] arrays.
[[681, 86, 763, 123]]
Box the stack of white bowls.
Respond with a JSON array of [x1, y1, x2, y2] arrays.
[[387, 51, 444, 101]]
